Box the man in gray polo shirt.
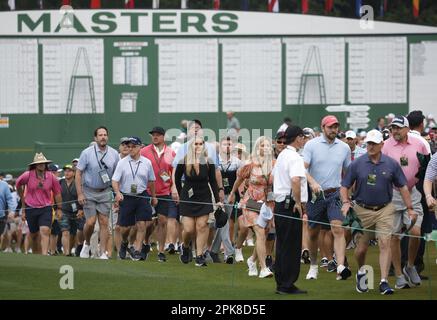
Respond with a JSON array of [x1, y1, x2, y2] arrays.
[[303, 115, 352, 281], [76, 126, 119, 260]]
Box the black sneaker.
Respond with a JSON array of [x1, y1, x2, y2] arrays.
[[195, 255, 207, 267], [320, 257, 329, 268], [209, 251, 222, 263], [379, 281, 394, 295], [140, 243, 151, 261], [266, 255, 273, 269], [119, 241, 128, 260], [225, 255, 235, 264], [327, 260, 337, 272], [167, 243, 176, 255], [131, 250, 142, 261], [301, 249, 311, 264], [128, 246, 136, 260], [158, 252, 167, 262], [75, 244, 83, 257], [337, 267, 352, 280], [179, 245, 190, 264]]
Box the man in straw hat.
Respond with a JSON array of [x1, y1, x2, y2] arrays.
[[15, 153, 62, 255]]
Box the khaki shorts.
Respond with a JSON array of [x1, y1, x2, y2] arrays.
[[83, 186, 112, 219], [354, 202, 395, 240]]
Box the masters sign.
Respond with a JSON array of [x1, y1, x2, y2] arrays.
[[15, 10, 238, 35]]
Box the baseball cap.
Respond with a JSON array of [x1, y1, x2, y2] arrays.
[[48, 163, 59, 172], [63, 164, 74, 171], [72, 158, 79, 163], [303, 127, 315, 138], [4, 174, 13, 182], [128, 136, 142, 145], [364, 130, 383, 144], [385, 113, 395, 119], [275, 131, 286, 140], [345, 130, 357, 139], [359, 131, 367, 138], [120, 137, 130, 144], [321, 115, 339, 128], [285, 126, 304, 141], [389, 115, 409, 128], [149, 127, 165, 135]]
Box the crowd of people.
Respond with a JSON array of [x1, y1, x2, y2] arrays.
[[1, 110, 437, 296]]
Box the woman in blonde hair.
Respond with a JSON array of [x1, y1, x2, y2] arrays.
[[229, 136, 275, 278], [175, 136, 221, 267]]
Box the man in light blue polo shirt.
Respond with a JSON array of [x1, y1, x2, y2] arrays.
[[303, 115, 352, 282], [0, 180, 16, 235], [76, 126, 119, 260]]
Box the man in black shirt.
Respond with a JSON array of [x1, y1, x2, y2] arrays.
[[58, 164, 83, 256]]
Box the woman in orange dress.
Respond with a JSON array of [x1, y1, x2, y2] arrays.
[[229, 136, 275, 278]]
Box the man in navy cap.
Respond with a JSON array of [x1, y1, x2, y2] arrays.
[[112, 137, 157, 261]]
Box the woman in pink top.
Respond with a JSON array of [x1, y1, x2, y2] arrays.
[[16, 153, 62, 255], [229, 137, 275, 278]]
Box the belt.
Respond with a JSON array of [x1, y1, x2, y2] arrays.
[[323, 188, 338, 195], [86, 187, 107, 192], [356, 202, 388, 211]]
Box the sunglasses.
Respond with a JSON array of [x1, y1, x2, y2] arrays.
[[276, 140, 286, 145]]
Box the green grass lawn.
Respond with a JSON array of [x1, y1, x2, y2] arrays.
[[1, 245, 436, 300]]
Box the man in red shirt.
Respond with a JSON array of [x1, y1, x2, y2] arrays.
[[141, 127, 179, 262]]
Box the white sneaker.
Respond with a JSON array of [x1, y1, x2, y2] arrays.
[[235, 248, 244, 262], [3, 247, 13, 253], [80, 243, 90, 258], [306, 265, 318, 280], [99, 252, 109, 260], [246, 238, 255, 247], [259, 267, 273, 278], [247, 257, 258, 276]]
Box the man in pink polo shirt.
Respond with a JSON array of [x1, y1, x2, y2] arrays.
[[141, 127, 178, 262], [382, 115, 429, 289], [16, 153, 62, 256]]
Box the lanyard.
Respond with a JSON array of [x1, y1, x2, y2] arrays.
[[129, 160, 141, 181], [94, 146, 108, 170], [152, 146, 165, 170]]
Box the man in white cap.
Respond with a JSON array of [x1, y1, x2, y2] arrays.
[[345, 130, 367, 161], [386, 113, 395, 125], [15, 153, 62, 255], [382, 115, 430, 289], [341, 129, 414, 295]]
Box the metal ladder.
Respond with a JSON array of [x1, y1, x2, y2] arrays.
[[66, 47, 96, 114], [297, 45, 327, 105]]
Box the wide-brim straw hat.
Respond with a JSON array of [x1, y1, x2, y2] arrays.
[[29, 153, 52, 166]]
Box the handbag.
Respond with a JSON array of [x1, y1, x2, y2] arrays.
[[246, 198, 263, 212]]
